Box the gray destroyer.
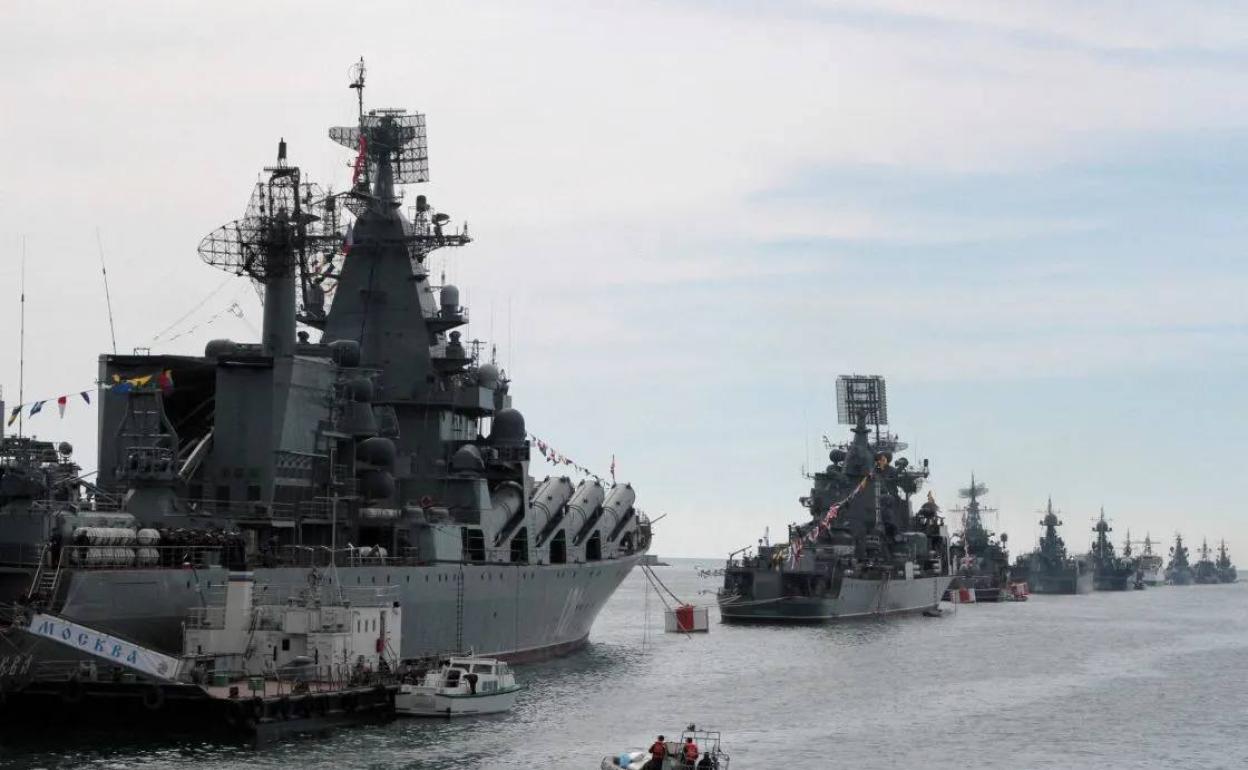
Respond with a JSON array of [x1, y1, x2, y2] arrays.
[[1014, 499, 1093, 594], [718, 375, 952, 622], [947, 475, 1011, 602], [0, 64, 649, 667]]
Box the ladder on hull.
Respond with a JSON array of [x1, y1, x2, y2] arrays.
[[25, 543, 67, 609]]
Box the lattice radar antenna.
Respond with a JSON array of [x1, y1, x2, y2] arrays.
[[197, 140, 347, 326], [329, 58, 472, 265], [329, 112, 429, 190], [836, 374, 888, 426], [960, 480, 989, 500]]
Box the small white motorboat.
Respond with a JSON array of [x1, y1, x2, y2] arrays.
[[395, 655, 523, 717]]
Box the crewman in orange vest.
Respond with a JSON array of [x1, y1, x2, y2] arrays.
[[683, 737, 699, 766], [645, 735, 667, 770]]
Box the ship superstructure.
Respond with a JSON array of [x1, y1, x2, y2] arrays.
[[1215, 540, 1237, 584], [1089, 509, 1136, 591], [1192, 539, 1219, 584], [1166, 534, 1193, 585], [948, 475, 1010, 602], [0, 63, 649, 666], [1134, 533, 1164, 586], [1014, 499, 1093, 594], [717, 375, 952, 622]]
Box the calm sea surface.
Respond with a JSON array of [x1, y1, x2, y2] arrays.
[[3, 559, 1246, 769]]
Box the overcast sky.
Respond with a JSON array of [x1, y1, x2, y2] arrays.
[[2, 1, 1247, 560]]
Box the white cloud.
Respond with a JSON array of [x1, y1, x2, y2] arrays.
[[1, 1, 1247, 557]]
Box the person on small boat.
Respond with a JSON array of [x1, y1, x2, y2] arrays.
[[696, 753, 715, 770], [682, 737, 699, 766], [645, 736, 667, 770]]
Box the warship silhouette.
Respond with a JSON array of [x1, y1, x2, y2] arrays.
[[947, 475, 1011, 602], [718, 376, 952, 622], [0, 63, 649, 666], [1119, 531, 1146, 590], [1014, 499, 1093, 594], [1089, 509, 1136, 591], [1192, 539, 1219, 584], [1166, 534, 1193, 585], [1134, 533, 1164, 586], [1215, 540, 1237, 583]]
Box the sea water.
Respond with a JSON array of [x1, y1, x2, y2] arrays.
[[3, 559, 1245, 769]]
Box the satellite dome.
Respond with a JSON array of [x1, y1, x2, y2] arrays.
[[829, 449, 847, 463], [490, 408, 526, 443], [450, 444, 485, 473], [357, 436, 396, 469], [477, 363, 501, 389], [57, 442, 73, 456], [440, 285, 460, 310], [204, 339, 237, 358]]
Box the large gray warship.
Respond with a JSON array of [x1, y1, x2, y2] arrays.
[[1165, 534, 1193, 585], [1192, 539, 1219, 584], [1089, 509, 1136, 591], [0, 64, 649, 666], [1013, 499, 1093, 594], [718, 376, 952, 622], [947, 475, 1011, 602]]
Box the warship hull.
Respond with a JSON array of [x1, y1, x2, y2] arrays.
[[1027, 569, 1094, 595], [0, 555, 642, 665], [1140, 566, 1164, 586], [945, 574, 1008, 603], [1093, 573, 1133, 591], [1166, 569, 1193, 586], [719, 574, 951, 623]]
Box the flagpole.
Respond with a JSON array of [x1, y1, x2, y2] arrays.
[[96, 228, 118, 355], [18, 237, 26, 438]]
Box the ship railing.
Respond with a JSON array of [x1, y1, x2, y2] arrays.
[[183, 498, 297, 519], [185, 585, 400, 629], [61, 544, 238, 570], [268, 544, 620, 569], [189, 662, 395, 695], [28, 497, 127, 516]]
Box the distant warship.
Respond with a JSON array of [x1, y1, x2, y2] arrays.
[[1192, 539, 1219, 585], [0, 432, 93, 553], [1120, 531, 1146, 590], [0, 63, 650, 667], [1215, 540, 1237, 584], [718, 375, 952, 622], [1014, 499, 1093, 594], [1166, 534, 1193, 585], [947, 475, 1010, 602], [1089, 509, 1135, 591], [1134, 533, 1164, 586]]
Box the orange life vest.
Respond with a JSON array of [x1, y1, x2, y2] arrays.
[[650, 741, 667, 758], [684, 742, 699, 761]]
